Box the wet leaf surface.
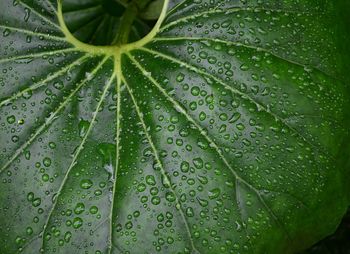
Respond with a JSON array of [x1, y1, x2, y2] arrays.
[[0, 0, 350, 253]]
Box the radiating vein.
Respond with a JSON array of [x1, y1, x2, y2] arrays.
[[17, 0, 61, 30], [235, 179, 256, 254], [112, 242, 124, 253], [0, 24, 66, 41], [285, 114, 341, 126], [138, 47, 332, 159], [127, 52, 293, 244], [0, 56, 107, 176], [16, 235, 40, 254], [122, 72, 201, 254], [40, 59, 114, 250], [108, 58, 122, 254], [44, 0, 57, 13], [152, 36, 337, 82], [0, 47, 76, 64], [160, 6, 311, 32], [0, 54, 89, 108], [165, 0, 191, 18]]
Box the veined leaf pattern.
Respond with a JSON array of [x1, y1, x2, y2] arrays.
[[0, 0, 349, 253]]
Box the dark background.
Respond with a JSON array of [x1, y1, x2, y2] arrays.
[[303, 210, 350, 254]]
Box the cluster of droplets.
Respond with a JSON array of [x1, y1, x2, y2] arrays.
[[0, 0, 349, 253]]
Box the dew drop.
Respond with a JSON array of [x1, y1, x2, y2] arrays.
[[80, 179, 93, 189], [74, 203, 85, 215], [72, 217, 83, 229]]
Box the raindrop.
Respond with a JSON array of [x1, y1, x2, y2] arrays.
[[73, 217, 83, 229], [74, 203, 85, 215], [80, 179, 93, 189], [3, 29, 11, 37], [208, 188, 221, 199]]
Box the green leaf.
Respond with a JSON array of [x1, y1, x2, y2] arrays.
[[140, 0, 166, 20], [0, 0, 350, 253], [62, 0, 152, 45], [302, 209, 350, 254]]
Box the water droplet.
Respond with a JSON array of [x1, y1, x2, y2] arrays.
[[42, 174, 49, 182], [3, 28, 11, 37], [180, 161, 189, 173], [151, 196, 161, 205], [90, 206, 98, 214], [7, 115, 16, 124], [197, 175, 208, 184], [24, 150, 31, 160], [26, 35, 32, 43], [32, 197, 41, 207], [191, 86, 200, 96], [72, 217, 83, 229], [49, 142, 56, 149], [24, 8, 31, 22], [97, 143, 116, 178], [186, 207, 194, 217], [165, 192, 176, 202], [197, 197, 208, 207], [27, 192, 34, 201], [74, 203, 85, 214], [53, 81, 64, 90], [229, 112, 241, 123], [43, 157, 51, 167], [208, 188, 221, 199], [240, 64, 249, 71], [146, 175, 156, 186], [193, 158, 203, 169], [80, 179, 93, 189], [176, 73, 185, 82], [78, 119, 90, 138], [26, 227, 33, 235]]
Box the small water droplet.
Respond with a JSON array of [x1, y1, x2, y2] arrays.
[[80, 179, 93, 189]]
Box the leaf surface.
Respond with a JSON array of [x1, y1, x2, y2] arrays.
[[0, 0, 349, 253]]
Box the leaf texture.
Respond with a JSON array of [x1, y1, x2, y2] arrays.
[[0, 0, 349, 253]]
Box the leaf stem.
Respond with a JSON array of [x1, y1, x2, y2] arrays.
[[114, 0, 153, 45]]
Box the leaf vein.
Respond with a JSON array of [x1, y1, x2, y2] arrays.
[[138, 46, 333, 160], [0, 47, 76, 64], [40, 58, 114, 249], [0, 56, 105, 175], [17, 0, 61, 30], [108, 59, 122, 254], [0, 54, 89, 108], [122, 63, 201, 253], [152, 36, 338, 83], [45, 0, 57, 13], [160, 6, 314, 32], [128, 49, 294, 243], [0, 24, 66, 42]]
